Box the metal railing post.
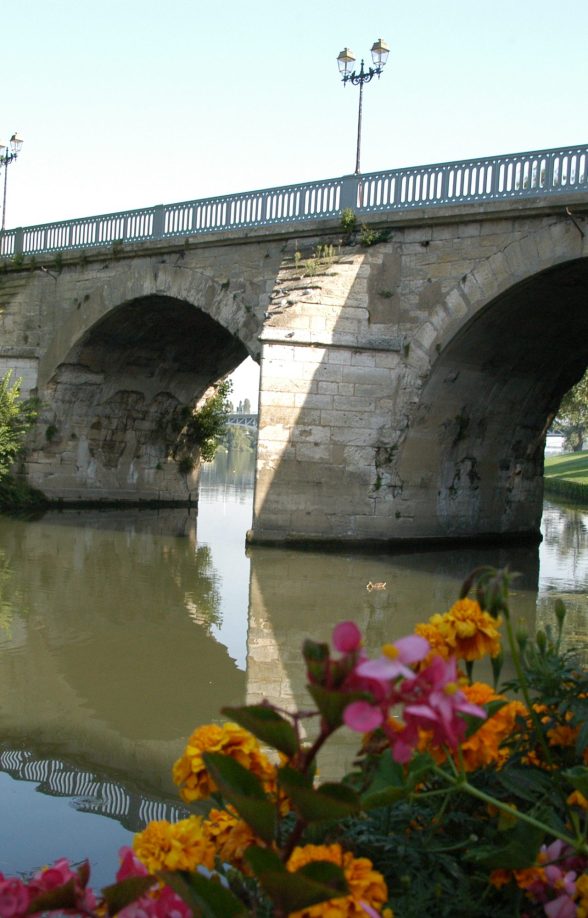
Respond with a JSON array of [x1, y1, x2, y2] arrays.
[[339, 174, 359, 212], [152, 205, 165, 240], [14, 227, 23, 256]]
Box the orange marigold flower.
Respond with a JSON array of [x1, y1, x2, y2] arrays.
[[202, 807, 259, 871], [428, 599, 501, 661], [567, 790, 588, 810], [414, 622, 451, 662], [133, 816, 216, 873], [286, 843, 390, 918], [489, 869, 512, 889], [173, 722, 275, 803], [547, 723, 579, 748], [575, 873, 588, 918]]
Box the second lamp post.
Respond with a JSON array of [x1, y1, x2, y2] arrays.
[[0, 132, 24, 232], [337, 39, 389, 175]]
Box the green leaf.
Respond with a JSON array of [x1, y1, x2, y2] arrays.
[[465, 817, 544, 869], [244, 845, 286, 876], [278, 766, 361, 821], [101, 876, 158, 916], [221, 704, 298, 757], [245, 846, 348, 914], [160, 870, 248, 917], [361, 749, 434, 809], [564, 765, 588, 798], [27, 880, 78, 914], [303, 639, 330, 663], [495, 767, 554, 803], [361, 748, 409, 809], [203, 752, 276, 843], [303, 639, 330, 683], [307, 684, 370, 730]]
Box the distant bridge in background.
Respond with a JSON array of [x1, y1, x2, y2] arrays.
[[0, 143, 586, 257], [227, 413, 258, 429]]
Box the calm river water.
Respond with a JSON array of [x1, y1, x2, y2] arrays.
[[1, 449, 587, 887]]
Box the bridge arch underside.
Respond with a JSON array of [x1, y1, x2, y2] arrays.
[[399, 257, 588, 541], [27, 295, 248, 502]]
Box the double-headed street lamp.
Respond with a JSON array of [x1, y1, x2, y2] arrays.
[[0, 132, 24, 232], [337, 40, 389, 175]]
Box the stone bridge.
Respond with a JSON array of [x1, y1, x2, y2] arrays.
[[1, 144, 588, 544]]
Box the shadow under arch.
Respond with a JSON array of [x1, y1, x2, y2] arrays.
[[28, 294, 250, 502], [398, 256, 588, 539]]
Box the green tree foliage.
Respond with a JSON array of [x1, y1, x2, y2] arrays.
[[173, 380, 233, 464], [556, 369, 588, 451], [0, 371, 38, 479], [225, 425, 254, 453]]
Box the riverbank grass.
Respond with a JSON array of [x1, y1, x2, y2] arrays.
[[544, 450, 588, 502]]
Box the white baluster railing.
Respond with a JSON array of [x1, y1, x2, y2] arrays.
[[1, 144, 586, 258]]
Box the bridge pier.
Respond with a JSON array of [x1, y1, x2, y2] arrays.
[[250, 207, 588, 545]]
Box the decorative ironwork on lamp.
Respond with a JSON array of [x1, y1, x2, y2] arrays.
[[0, 132, 24, 231], [337, 40, 389, 175]]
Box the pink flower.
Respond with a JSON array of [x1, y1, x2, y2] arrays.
[[28, 858, 97, 913], [117, 846, 149, 880], [332, 621, 362, 653], [403, 656, 486, 748], [544, 893, 577, 918], [0, 875, 29, 918], [115, 847, 190, 918], [355, 635, 430, 683], [344, 700, 385, 732]]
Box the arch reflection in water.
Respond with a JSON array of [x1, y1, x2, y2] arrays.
[[0, 506, 246, 796]]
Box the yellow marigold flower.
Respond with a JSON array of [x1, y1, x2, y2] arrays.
[[575, 873, 588, 918], [202, 807, 259, 871], [133, 816, 215, 873], [489, 869, 512, 889], [414, 622, 451, 663], [286, 843, 390, 918], [428, 599, 501, 661], [567, 790, 588, 810], [547, 723, 579, 748], [173, 722, 275, 803]]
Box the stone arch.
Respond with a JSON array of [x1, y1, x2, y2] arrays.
[[410, 216, 588, 368], [37, 254, 268, 390], [28, 292, 251, 502], [396, 253, 588, 539]]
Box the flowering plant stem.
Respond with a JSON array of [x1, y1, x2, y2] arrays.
[[431, 764, 588, 855], [502, 611, 556, 769]]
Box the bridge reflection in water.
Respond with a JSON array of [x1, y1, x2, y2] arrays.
[[0, 746, 189, 833]]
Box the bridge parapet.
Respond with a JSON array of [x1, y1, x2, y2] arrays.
[[1, 143, 587, 258]]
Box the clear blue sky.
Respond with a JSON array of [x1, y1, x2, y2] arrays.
[[3, 0, 587, 400]]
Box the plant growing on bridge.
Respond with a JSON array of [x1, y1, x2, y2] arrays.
[[303, 243, 337, 276], [172, 380, 233, 467], [341, 208, 357, 236], [359, 224, 391, 247], [6, 567, 588, 917]]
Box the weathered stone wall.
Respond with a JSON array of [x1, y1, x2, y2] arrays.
[[252, 199, 588, 544]]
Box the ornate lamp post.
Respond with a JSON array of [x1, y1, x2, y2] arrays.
[[0, 132, 24, 231], [337, 40, 389, 175]]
